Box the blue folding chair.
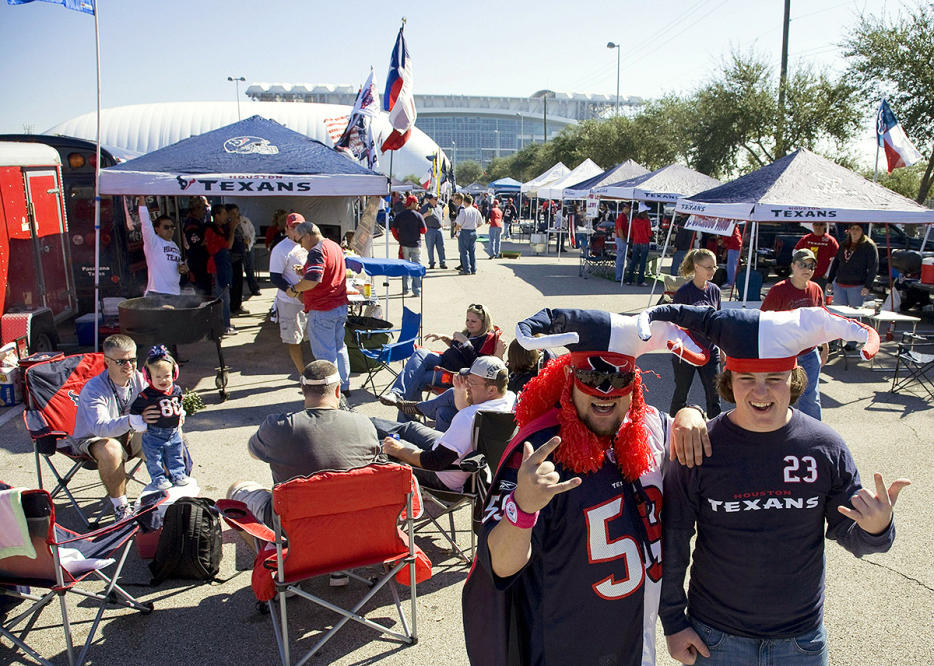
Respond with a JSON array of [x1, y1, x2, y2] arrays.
[[734, 269, 764, 302], [355, 307, 421, 396]]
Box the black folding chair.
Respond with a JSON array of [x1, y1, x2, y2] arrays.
[[417, 410, 518, 562], [891, 332, 934, 399]]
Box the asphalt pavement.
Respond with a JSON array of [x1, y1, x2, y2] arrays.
[[1, 230, 931, 665]]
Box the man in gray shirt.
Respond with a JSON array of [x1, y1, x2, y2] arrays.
[[420, 193, 447, 269]]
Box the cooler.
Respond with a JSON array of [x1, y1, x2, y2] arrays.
[[75, 313, 102, 347], [921, 258, 934, 285]]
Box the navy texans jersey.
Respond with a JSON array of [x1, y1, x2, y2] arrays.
[[463, 406, 669, 666], [130, 385, 183, 429]]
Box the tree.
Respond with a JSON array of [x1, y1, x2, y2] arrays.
[[843, 4, 934, 202], [455, 160, 483, 185]]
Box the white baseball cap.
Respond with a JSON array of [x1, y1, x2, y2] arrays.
[[458, 356, 507, 380]]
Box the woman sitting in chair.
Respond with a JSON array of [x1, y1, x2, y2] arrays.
[[381, 303, 501, 420]]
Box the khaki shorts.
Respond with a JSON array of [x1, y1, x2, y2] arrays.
[[70, 430, 143, 461], [277, 300, 308, 345], [228, 480, 274, 527]]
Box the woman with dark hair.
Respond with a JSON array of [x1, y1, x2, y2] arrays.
[[381, 304, 502, 417], [827, 223, 878, 307]]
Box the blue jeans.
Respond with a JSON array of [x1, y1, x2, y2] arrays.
[[488, 226, 503, 257], [458, 229, 477, 273], [391, 349, 443, 402], [626, 243, 649, 283], [214, 284, 231, 328], [796, 348, 822, 420], [575, 232, 589, 253], [615, 238, 628, 281], [425, 228, 445, 266], [832, 282, 865, 307], [726, 249, 741, 286], [400, 245, 422, 294], [417, 388, 458, 432], [306, 305, 350, 390], [243, 247, 259, 293], [141, 426, 186, 486], [670, 249, 688, 276], [690, 617, 828, 666]]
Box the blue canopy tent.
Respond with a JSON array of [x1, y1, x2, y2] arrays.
[[489, 177, 521, 194], [345, 256, 425, 337]]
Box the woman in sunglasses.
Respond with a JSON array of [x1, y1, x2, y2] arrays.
[[381, 303, 502, 419], [761, 248, 827, 420], [134, 195, 188, 302]]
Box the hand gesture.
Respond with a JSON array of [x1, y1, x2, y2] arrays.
[[838, 473, 910, 535], [452, 331, 468, 344], [666, 627, 710, 664], [513, 437, 581, 514]]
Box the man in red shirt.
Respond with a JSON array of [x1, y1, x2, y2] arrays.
[[614, 203, 631, 282], [723, 223, 743, 287], [287, 222, 352, 395], [761, 248, 826, 420], [625, 203, 654, 286], [794, 222, 839, 290]]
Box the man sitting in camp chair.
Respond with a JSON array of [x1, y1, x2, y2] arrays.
[[227, 360, 383, 585], [69, 334, 162, 521], [375, 356, 515, 493]]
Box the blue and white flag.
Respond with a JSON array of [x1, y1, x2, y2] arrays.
[[335, 70, 380, 170], [7, 0, 94, 14], [877, 99, 923, 173]]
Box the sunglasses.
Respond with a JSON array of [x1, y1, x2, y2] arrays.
[[468, 303, 485, 311], [797, 262, 817, 270], [105, 356, 137, 367], [573, 368, 634, 389]]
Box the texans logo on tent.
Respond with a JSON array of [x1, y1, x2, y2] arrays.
[[223, 136, 279, 155], [175, 176, 195, 191]]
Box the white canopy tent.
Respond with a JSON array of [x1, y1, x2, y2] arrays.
[[520, 162, 569, 198], [563, 160, 649, 199], [593, 163, 722, 202], [537, 159, 603, 200]]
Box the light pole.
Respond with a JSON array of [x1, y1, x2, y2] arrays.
[[607, 42, 620, 116], [494, 129, 500, 159], [227, 76, 245, 120], [530, 89, 556, 143], [515, 112, 523, 151]]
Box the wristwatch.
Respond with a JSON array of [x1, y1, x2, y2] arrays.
[[503, 491, 539, 529]]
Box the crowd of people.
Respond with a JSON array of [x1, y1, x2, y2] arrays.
[[67, 192, 908, 666]]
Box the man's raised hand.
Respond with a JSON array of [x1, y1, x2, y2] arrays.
[[513, 437, 581, 514], [838, 473, 910, 535]]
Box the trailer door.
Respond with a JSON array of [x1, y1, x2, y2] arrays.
[[24, 168, 75, 318]]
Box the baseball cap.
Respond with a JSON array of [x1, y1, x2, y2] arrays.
[[285, 212, 305, 227], [459, 356, 507, 380], [404, 194, 419, 207], [792, 248, 816, 264], [637, 202, 650, 213]]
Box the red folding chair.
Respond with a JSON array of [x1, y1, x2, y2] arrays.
[[424, 326, 503, 397], [0, 482, 167, 666], [217, 463, 431, 665]]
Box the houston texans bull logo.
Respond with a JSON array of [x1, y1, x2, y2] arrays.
[[572, 354, 636, 397], [223, 136, 279, 155], [68, 390, 80, 406], [176, 176, 195, 190]]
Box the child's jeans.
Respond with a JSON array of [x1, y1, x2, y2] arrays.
[[141, 426, 186, 485]]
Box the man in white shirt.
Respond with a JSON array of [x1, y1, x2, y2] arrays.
[[268, 213, 309, 374], [454, 193, 483, 275], [135, 197, 188, 298], [378, 356, 515, 492]]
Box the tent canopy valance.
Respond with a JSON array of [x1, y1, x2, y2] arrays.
[[594, 163, 721, 202], [345, 256, 426, 278], [675, 148, 934, 224], [99, 115, 389, 197]]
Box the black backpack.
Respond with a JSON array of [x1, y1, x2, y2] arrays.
[[149, 497, 222, 584]]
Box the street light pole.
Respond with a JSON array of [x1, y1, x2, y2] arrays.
[[530, 90, 556, 144], [227, 76, 246, 120], [607, 42, 620, 116], [516, 112, 523, 151]]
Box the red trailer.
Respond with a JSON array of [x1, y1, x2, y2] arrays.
[[0, 141, 74, 353]]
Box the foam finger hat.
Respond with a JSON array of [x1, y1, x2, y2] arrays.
[[636, 305, 880, 372]]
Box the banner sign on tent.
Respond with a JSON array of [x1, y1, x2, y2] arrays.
[[586, 193, 601, 219], [685, 214, 737, 236], [99, 171, 388, 196]]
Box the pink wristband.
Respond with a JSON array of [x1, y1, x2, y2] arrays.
[[503, 491, 539, 529]]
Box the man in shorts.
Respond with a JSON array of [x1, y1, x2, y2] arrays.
[[268, 212, 308, 374]]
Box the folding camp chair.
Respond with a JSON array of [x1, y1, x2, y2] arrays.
[[0, 482, 166, 666], [417, 410, 518, 562], [579, 232, 615, 280], [21, 353, 146, 529], [355, 307, 421, 397], [423, 326, 504, 398], [890, 332, 934, 400], [216, 463, 431, 666]]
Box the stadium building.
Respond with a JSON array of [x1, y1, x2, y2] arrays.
[[245, 84, 645, 166]]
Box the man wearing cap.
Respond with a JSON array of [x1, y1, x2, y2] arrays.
[[463, 308, 712, 665], [391, 195, 427, 295], [625, 203, 653, 286], [287, 221, 352, 395], [761, 248, 827, 420], [794, 222, 839, 290], [227, 360, 381, 529], [268, 212, 308, 375], [376, 356, 515, 493], [636, 305, 908, 665], [420, 193, 447, 270]]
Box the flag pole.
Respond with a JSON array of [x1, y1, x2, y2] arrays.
[[92, 0, 103, 352], [873, 99, 882, 184]]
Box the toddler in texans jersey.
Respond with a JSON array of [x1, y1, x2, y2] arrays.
[[130, 346, 189, 491]]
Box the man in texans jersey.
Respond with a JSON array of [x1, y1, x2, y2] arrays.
[[462, 308, 713, 666], [638, 305, 910, 665]]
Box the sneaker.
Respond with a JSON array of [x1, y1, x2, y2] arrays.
[[144, 478, 173, 493], [172, 474, 192, 486], [329, 573, 349, 587], [224, 326, 238, 336], [439, 264, 448, 269], [638, 282, 649, 287], [454, 264, 463, 271], [113, 503, 135, 522], [428, 264, 435, 269]]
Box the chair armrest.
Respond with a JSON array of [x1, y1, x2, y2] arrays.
[[54, 490, 169, 543], [457, 452, 487, 473], [215, 499, 276, 544], [353, 327, 402, 346]]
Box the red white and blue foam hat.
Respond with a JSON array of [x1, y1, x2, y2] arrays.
[[637, 305, 880, 372], [516, 308, 709, 396]]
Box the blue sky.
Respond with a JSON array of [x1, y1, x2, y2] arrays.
[[1, 0, 895, 160]]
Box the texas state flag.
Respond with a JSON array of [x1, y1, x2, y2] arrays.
[[7, 0, 94, 14], [877, 99, 923, 173], [381, 26, 416, 152]]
